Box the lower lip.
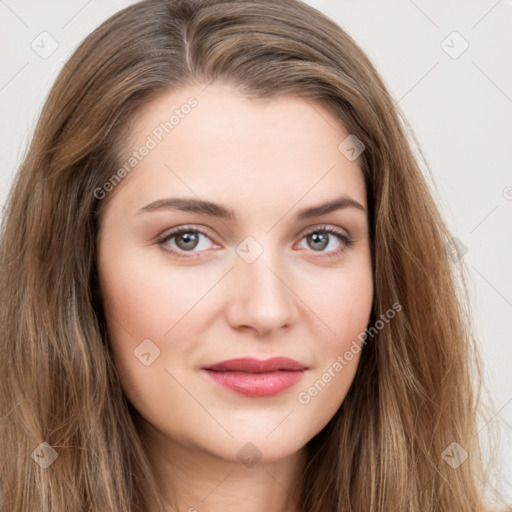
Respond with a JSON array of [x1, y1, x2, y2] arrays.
[[202, 369, 305, 397]]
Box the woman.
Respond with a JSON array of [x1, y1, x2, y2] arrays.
[[0, 0, 498, 510]]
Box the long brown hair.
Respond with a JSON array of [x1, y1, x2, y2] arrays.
[[0, 0, 496, 510]]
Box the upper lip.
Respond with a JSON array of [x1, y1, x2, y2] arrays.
[[203, 357, 307, 373]]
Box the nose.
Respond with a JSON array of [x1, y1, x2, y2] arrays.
[[225, 248, 299, 336]]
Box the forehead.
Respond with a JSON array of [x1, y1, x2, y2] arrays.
[[106, 82, 367, 219]]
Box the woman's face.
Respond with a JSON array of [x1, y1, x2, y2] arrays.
[[96, 82, 373, 465]]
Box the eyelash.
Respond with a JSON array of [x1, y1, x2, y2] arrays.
[[156, 224, 354, 259]]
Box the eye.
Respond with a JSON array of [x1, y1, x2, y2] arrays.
[[296, 224, 354, 258], [156, 224, 354, 259], [156, 226, 216, 258]]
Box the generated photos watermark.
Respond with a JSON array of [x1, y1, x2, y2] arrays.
[[93, 96, 198, 200], [297, 301, 402, 405]]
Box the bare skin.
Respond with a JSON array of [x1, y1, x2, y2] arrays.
[[96, 81, 373, 512]]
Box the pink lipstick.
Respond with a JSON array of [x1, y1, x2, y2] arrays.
[[202, 357, 307, 397]]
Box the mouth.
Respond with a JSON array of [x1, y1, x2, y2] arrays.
[[201, 357, 308, 397]]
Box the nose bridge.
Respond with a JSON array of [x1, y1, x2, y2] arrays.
[[228, 235, 297, 332]]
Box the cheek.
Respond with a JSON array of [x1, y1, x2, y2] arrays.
[[96, 242, 172, 370], [96, 243, 221, 391], [295, 311, 369, 436], [295, 261, 373, 416], [331, 283, 373, 347], [98, 245, 207, 341], [96, 248, 189, 420], [309, 258, 374, 346]]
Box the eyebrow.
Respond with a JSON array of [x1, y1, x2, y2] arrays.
[[137, 195, 367, 220]]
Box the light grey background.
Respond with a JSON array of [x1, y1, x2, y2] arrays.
[[1, 0, 511, 505]]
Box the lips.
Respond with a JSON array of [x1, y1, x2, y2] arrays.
[[203, 357, 307, 373], [202, 357, 308, 397]]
